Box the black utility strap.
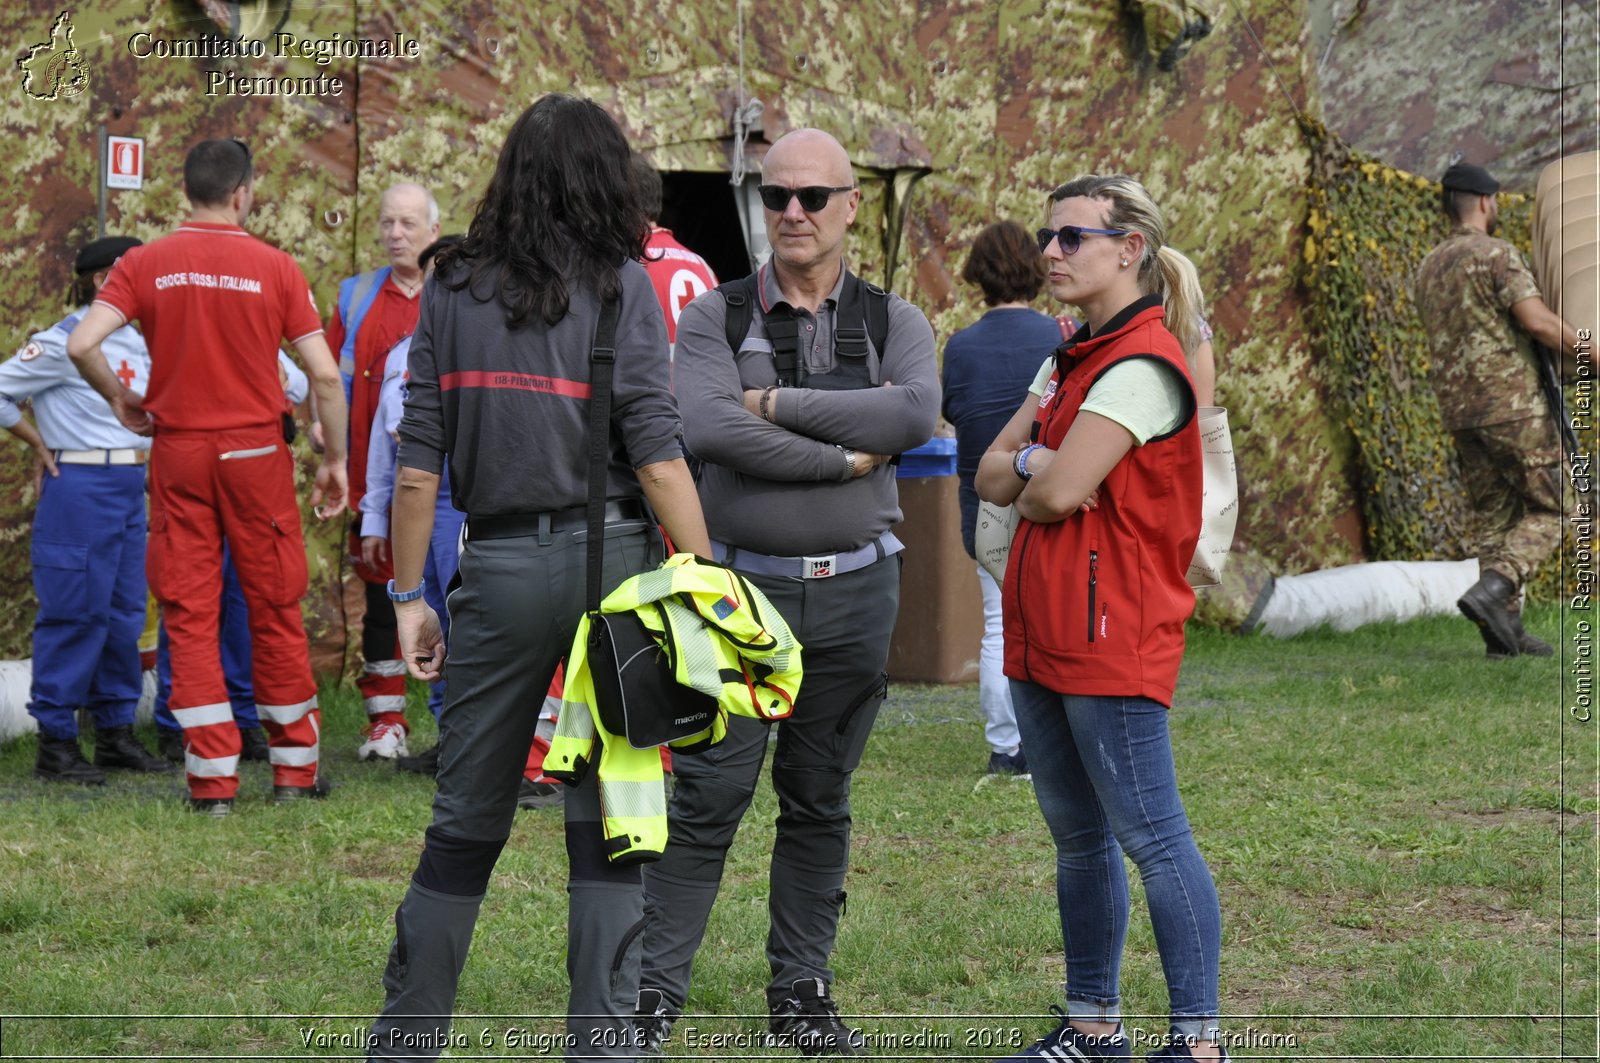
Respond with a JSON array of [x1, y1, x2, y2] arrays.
[[585, 294, 622, 613]]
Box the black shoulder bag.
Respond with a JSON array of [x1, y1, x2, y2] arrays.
[[583, 293, 718, 750]]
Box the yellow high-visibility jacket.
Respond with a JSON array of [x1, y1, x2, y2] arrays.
[[546, 554, 802, 863]]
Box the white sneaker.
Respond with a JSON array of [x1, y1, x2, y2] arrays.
[[357, 721, 409, 761]]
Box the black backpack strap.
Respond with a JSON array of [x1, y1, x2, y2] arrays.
[[585, 293, 622, 613], [833, 273, 890, 361], [718, 274, 758, 358]]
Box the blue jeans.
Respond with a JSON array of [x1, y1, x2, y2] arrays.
[[1009, 682, 1221, 1043]]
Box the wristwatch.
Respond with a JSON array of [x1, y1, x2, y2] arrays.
[[836, 445, 857, 481], [387, 578, 426, 603]]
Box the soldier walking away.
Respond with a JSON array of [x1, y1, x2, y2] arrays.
[[67, 138, 349, 814], [1, 236, 170, 783], [1414, 161, 1587, 658], [634, 127, 939, 1057]]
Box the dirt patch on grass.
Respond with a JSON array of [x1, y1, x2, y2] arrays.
[[1432, 804, 1587, 829]]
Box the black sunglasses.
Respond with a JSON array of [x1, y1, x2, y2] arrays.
[[1035, 225, 1130, 256], [229, 138, 253, 193], [758, 184, 856, 213]]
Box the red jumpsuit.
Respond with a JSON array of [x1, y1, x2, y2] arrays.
[[95, 222, 326, 800]]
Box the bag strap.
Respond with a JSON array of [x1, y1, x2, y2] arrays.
[[585, 292, 622, 613]]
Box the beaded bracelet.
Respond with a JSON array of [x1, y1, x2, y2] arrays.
[[1014, 444, 1042, 481], [759, 386, 778, 422]]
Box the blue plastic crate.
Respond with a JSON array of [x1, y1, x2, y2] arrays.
[[896, 436, 958, 478]]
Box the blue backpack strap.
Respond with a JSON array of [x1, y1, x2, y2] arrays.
[[335, 267, 390, 385]]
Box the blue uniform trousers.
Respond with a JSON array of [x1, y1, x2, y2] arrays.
[[28, 464, 148, 740], [154, 543, 259, 732], [421, 504, 465, 719]]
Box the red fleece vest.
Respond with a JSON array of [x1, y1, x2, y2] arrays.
[[1002, 297, 1201, 707]]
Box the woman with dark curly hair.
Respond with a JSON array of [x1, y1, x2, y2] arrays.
[[366, 93, 710, 1061]]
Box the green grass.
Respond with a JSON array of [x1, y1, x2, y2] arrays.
[[0, 602, 1594, 1060]]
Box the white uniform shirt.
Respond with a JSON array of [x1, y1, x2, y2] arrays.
[[0, 309, 151, 450], [359, 336, 411, 538]]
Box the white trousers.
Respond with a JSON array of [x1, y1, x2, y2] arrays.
[[977, 564, 1019, 753]]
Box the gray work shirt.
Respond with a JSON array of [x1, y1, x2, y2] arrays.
[[398, 258, 682, 515], [675, 261, 939, 556]]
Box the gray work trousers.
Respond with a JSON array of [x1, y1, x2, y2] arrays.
[[640, 554, 900, 1013], [369, 517, 662, 1062]]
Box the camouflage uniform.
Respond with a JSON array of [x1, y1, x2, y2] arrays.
[[1415, 226, 1565, 587]]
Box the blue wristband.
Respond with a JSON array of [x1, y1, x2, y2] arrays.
[[386, 577, 426, 603], [1015, 444, 1042, 481]]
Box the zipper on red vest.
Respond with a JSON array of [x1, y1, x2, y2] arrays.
[[1087, 549, 1098, 644]]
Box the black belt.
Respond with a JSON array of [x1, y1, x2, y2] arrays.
[[465, 499, 648, 541]]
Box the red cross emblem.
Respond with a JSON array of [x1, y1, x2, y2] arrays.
[[669, 269, 709, 322], [115, 360, 137, 388]]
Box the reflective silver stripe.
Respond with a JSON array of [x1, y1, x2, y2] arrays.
[[364, 695, 408, 714], [171, 702, 234, 729], [257, 698, 316, 725], [268, 745, 319, 767], [218, 444, 278, 461], [186, 752, 240, 777], [363, 660, 409, 677]]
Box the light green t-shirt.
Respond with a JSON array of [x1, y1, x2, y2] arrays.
[[1029, 356, 1186, 444]]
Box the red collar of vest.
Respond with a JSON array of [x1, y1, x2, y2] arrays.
[[1058, 294, 1166, 363]]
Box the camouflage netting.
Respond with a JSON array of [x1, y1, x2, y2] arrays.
[[6, 0, 1568, 661], [1302, 117, 1588, 600]]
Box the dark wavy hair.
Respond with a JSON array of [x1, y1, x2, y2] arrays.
[[963, 220, 1046, 306], [436, 95, 648, 327]]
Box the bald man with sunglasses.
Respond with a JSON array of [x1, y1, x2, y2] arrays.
[[634, 128, 938, 1057]]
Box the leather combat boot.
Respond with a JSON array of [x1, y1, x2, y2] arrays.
[[238, 727, 270, 762], [1457, 570, 1522, 658], [94, 726, 176, 772], [35, 735, 106, 785], [1506, 596, 1555, 657]]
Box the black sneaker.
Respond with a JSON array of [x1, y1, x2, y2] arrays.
[[987, 748, 1029, 775], [238, 727, 270, 762], [632, 987, 675, 1056], [996, 1007, 1129, 1060], [189, 796, 234, 818], [274, 774, 333, 804], [517, 779, 564, 810], [768, 978, 865, 1056], [396, 744, 441, 775]]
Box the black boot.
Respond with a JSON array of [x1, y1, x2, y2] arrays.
[[157, 728, 185, 763], [239, 727, 270, 762], [1457, 570, 1522, 658], [396, 744, 441, 776], [35, 735, 106, 785], [93, 726, 176, 773], [1506, 597, 1555, 657]]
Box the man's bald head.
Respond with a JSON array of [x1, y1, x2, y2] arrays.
[[763, 129, 853, 185], [378, 182, 441, 277], [759, 129, 859, 280]]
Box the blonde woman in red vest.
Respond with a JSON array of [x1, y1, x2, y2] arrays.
[[976, 175, 1224, 1063]]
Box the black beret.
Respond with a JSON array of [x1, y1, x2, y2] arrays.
[[1440, 162, 1500, 196], [74, 236, 141, 275]]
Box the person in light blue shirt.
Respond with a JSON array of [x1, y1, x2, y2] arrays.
[[0, 236, 171, 784], [358, 236, 466, 775]]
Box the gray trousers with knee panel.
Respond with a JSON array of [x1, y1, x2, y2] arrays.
[[368, 519, 661, 1061], [640, 555, 899, 1013]]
